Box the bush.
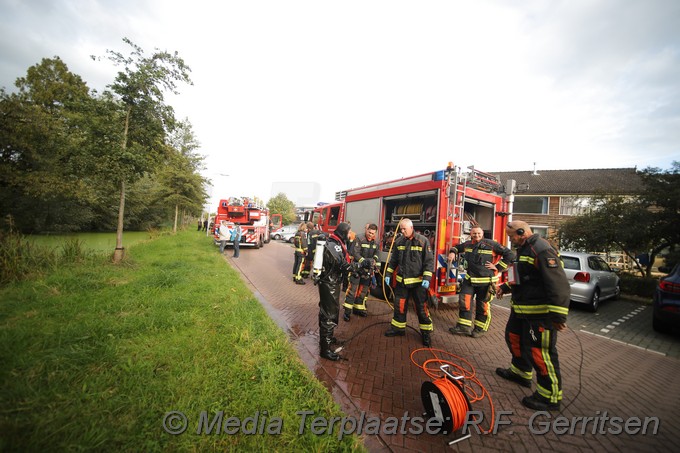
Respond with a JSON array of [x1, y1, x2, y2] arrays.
[[0, 230, 58, 285], [0, 232, 101, 286], [619, 273, 658, 298]]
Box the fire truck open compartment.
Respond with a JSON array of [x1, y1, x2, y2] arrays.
[[381, 190, 439, 251], [460, 198, 496, 240], [379, 191, 496, 251]]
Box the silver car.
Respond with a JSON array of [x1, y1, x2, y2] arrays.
[[271, 225, 297, 242], [561, 251, 620, 312]]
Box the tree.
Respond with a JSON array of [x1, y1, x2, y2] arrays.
[[94, 38, 192, 262], [156, 119, 206, 233], [0, 57, 104, 232], [267, 193, 297, 225], [558, 162, 680, 276]]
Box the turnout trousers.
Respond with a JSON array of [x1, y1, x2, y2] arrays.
[[504, 310, 563, 404], [456, 280, 493, 331], [343, 274, 371, 314], [318, 280, 341, 343], [390, 284, 433, 333], [292, 253, 305, 281]]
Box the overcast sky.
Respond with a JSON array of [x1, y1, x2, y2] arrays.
[[2, 0, 679, 206]]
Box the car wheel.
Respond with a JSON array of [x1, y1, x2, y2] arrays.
[[273, 234, 281, 240], [589, 288, 600, 312], [612, 284, 620, 300]]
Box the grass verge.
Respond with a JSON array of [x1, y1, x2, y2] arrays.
[[0, 230, 365, 452]]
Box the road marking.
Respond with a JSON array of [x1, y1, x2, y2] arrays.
[[579, 330, 666, 356], [599, 306, 647, 333]]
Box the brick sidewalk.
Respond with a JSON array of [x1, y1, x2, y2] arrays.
[[227, 243, 680, 452]]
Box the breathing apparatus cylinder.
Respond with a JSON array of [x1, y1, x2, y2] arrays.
[[312, 240, 326, 277]]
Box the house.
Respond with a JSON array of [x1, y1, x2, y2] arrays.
[[490, 167, 644, 241]]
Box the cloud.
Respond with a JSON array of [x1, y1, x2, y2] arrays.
[[1, 0, 679, 205]]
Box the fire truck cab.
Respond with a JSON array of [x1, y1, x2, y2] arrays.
[[307, 202, 344, 235], [330, 163, 509, 304]]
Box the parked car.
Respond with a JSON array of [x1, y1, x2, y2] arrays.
[[272, 225, 297, 242], [653, 264, 680, 333], [560, 251, 620, 312]]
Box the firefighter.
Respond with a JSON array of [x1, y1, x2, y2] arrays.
[[313, 222, 369, 361], [495, 221, 570, 411], [302, 222, 320, 279], [343, 223, 380, 321], [292, 223, 308, 285], [384, 218, 434, 347], [448, 226, 515, 338]]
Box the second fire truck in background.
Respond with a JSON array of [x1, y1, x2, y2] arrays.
[[213, 197, 272, 249]]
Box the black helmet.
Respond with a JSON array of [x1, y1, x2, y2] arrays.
[[334, 222, 351, 242]]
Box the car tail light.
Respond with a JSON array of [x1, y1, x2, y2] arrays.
[[574, 272, 591, 283], [659, 280, 680, 294]]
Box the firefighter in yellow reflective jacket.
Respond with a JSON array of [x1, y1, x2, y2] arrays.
[[495, 221, 570, 412], [292, 223, 308, 285], [448, 226, 515, 338], [343, 223, 380, 321], [384, 218, 434, 347], [303, 222, 320, 279]]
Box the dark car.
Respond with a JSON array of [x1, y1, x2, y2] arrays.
[[561, 251, 620, 312], [653, 264, 680, 333]]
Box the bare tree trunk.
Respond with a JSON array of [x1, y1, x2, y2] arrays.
[[113, 180, 126, 262], [173, 204, 178, 233], [113, 105, 131, 264]]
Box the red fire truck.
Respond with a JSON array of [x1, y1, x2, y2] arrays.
[[213, 197, 271, 248], [309, 163, 511, 304]]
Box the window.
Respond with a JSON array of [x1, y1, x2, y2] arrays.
[[531, 226, 548, 238], [596, 257, 612, 272], [588, 257, 602, 271], [328, 207, 340, 226], [562, 256, 580, 270], [559, 197, 591, 216], [513, 196, 548, 214]]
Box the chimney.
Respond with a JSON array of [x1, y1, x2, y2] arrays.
[[532, 162, 539, 176]]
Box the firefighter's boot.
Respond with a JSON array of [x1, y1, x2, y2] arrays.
[[522, 392, 560, 411], [384, 326, 405, 337], [449, 325, 472, 336], [343, 309, 351, 322], [421, 331, 432, 347], [320, 337, 341, 361]]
